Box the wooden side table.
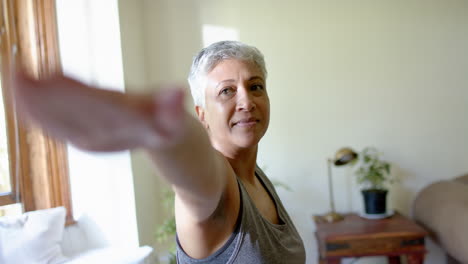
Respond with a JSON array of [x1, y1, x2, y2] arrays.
[[314, 212, 428, 264]]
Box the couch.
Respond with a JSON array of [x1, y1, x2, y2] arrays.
[[412, 173, 468, 264], [0, 207, 158, 264]]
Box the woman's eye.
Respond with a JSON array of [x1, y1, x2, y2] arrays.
[[251, 84, 264, 91], [220, 87, 235, 95]]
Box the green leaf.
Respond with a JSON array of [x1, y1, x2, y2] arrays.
[[353, 147, 394, 189]]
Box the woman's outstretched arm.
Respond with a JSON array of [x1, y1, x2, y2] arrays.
[[13, 71, 232, 221]]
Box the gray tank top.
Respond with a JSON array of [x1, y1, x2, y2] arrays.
[[176, 166, 306, 263]]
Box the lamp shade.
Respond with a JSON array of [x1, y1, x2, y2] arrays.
[[334, 147, 358, 166]]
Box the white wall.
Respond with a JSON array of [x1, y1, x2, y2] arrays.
[[56, 0, 139, 248], [120, 1, 468, 263]]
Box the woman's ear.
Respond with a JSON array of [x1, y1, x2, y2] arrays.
[[195, 105, 209, 130]]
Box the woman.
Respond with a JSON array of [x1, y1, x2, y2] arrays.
[[13, 41, 306, 263]]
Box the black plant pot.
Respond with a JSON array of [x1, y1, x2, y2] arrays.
[[362, 189, 388, 214]]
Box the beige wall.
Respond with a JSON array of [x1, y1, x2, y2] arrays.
[[119, 1, 468, 263], [118, 0, 203, 253]]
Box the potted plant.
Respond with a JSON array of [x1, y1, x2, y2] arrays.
[[353, 147, 392, 215], [155, 189, 177, 264]]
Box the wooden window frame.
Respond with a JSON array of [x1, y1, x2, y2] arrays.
[[0, 0, 74, 224]]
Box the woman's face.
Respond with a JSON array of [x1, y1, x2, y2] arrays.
[[196, 59, 270, 153]]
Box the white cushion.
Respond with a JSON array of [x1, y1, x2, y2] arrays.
[[65, 245, 157, 264], [61, 221, 92, 258], [0, 207, 68, 264]]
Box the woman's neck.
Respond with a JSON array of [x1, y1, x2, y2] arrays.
[[219, 145, 258, 184]]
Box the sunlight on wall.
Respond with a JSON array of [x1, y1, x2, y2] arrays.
[[56, 0, 138, 248], [202, 24, 239, 47]]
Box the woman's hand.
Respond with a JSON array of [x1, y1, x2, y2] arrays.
[[13, 71, 187, 152]]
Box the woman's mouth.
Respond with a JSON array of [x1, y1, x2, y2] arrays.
[[233, 117, 258, 127]]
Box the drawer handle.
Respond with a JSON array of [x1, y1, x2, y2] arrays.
[[326, 243, 350, 251], [401, 238, 424, 247]]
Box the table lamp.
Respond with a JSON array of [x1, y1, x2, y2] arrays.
[[322, 147, 358, 223]]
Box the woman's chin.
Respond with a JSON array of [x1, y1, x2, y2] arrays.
[[233, 134, 263, 149]]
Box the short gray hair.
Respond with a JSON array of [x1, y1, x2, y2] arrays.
[[188, 41, 267, 107]]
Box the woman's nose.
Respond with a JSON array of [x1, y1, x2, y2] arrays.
[[236, 89, 256, 112]]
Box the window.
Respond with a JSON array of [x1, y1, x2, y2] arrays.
[[0, 0, 73, 223], [0, 70, 22, 216], [0, 76, 11, 193], [0, 64, 22, 216]]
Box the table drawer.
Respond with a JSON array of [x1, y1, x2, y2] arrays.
[[322, 236, 425, 257]]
